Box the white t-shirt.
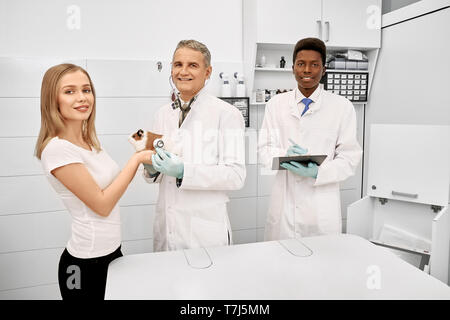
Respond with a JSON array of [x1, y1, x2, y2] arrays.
[[41, 137, 121, 258]]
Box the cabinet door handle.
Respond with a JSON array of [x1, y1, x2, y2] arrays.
[[316, 20, 322, 39], [392, 190, 418, 199], [324, 21, 330, 42]]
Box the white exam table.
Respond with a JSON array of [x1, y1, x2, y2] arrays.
[[105, 234, 450, 299]]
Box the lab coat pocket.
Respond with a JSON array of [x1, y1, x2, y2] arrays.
[[189, 203, 229, 248]]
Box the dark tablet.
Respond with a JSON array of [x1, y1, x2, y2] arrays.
[[272, 155, 328, 170]]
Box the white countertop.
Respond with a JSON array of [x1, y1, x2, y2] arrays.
[[105, 234, 450, 299]]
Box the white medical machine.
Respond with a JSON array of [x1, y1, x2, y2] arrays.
[[348, 124, 450, 284]]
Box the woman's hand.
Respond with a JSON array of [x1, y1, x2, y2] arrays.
[[135, 150, 154, 165]]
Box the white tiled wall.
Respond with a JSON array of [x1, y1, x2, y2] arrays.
[[0, 56, 363, 299]]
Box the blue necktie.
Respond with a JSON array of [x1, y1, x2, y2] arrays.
[[301, 98, 313, 116]]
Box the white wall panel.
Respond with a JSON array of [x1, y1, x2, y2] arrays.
[[119, 172, 159, 206], [257, 196, 270, 228], [0, 1, 243, 61], [249, 105, 258, 129], [95, 97, 168, 135], [0, 210, 70, 253], [0, 247, 62, 291], [256, 228, 265, 242], [257, 165, 276, 196], [228, 197, 257, 231], [99, 134, 140, 169], [121, 205, 155, 241], [87, 59, 172, 97], [245, 129, 258, 165], [0, 98, 40, 137], [232, 229, 257, 245], [228, 165, 257, 199], [0, 137, 41, 176], [0, 175, 64, 215], [121, 238, 153, 255], [0, 58, 86, 98], [0, 283, 61, 300], [0, 205, 155, 254]]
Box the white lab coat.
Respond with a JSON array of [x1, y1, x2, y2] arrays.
[[258, 86, 362, 240], [144, 91, 246, 252]]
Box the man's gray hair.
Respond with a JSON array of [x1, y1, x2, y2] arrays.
[[173, 39, 211, 67]]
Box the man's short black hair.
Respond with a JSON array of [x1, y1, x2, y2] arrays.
[[292, 37, 326, 66]]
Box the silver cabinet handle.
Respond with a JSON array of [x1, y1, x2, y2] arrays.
[[324, 21, 330, 42], [392, 191, 418, 199], [316, 20, 322, 39]]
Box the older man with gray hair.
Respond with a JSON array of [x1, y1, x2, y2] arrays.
[[143, 39, 246, 252]]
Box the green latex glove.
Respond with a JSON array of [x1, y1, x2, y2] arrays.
[[152, 148, 184, 179], [143, 163, 159, 177], [286, 144, 308, 156], [281, 161, 318, 178]]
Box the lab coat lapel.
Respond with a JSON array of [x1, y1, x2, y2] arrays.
[[170, 105, 180, 128], [178, 90, 207, 128], [290, 85, 324, 118], [308, 85, 323, 114], [289, 90, 301, 120]]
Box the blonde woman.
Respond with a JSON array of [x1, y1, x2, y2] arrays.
[[35, 63, 152, 300]]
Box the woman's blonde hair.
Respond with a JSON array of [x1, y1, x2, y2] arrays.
[[35, 63, 101, 159]]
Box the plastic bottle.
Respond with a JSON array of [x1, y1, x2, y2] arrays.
[[260, 55, 266, 67], [234, 72, 246, 97], [219, 72, 231, 97]]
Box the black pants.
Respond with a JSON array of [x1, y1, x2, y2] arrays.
[[58, 246, 123, 300]]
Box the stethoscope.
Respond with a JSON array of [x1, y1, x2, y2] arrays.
[[154, 73, 209, 150]]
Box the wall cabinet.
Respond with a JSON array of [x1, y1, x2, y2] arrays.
[[247, 0, 381, 49], [256, 0, 322, 44], [322, 0, 381, 48]]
